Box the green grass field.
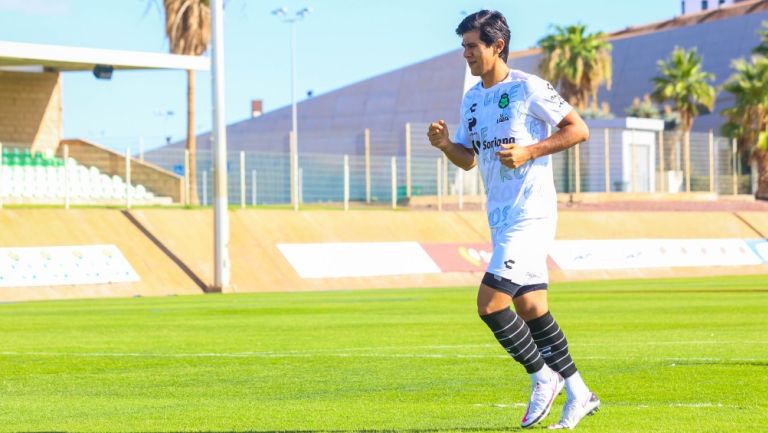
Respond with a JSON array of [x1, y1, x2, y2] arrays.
[[1, 275, 766, 433]]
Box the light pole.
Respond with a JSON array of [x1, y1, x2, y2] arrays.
[[211, 0, 230, 291], [272, 6, 311, 210]]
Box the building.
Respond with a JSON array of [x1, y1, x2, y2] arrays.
[[160, 0, 767, 161]]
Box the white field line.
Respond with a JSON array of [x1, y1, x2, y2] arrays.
[[473, 402, 735, 409], [0, 341, 765, 361], [1, 340, 765, 358], [0, 350, 764, 363]]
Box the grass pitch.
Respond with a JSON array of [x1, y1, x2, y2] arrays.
[[0, 275, 766, 433]]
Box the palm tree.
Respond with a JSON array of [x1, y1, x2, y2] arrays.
[[161, 0, 211, 205], [752, 21, 768, 57], [722, 57, 768, 199], [538, 24, 613, 112], [651, 47, 716, 134], [651, 47, 716, 178]]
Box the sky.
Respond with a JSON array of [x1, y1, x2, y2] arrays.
[[0, 0, 681, 151]]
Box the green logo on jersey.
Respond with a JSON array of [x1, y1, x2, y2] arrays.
[[498, 93, 510, 109]]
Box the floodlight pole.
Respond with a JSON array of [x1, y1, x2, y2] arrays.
[[211, 0, 230, 291], [273, 7, 311, 210]]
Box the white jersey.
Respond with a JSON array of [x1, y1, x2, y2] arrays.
[[454, 70, 572, 231], [453, 70, 573, 285]]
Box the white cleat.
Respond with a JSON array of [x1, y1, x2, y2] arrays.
[[521, 372, 564, 428], [548, 392, 601, 430]]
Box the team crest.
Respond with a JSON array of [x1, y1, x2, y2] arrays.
[[498, 93, 510, 109]]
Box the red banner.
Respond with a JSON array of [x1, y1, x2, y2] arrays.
[[420, 243, 493, 272]]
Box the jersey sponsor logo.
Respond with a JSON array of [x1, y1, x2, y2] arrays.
[[482, 136, 515, 150], [496, 111, 510, 124]]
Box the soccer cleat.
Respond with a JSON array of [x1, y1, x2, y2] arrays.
[[521, 371, 564, 428], [548, 392, 601, 430]]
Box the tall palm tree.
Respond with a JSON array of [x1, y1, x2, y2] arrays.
[[651, 47, 716, 176], [538, 24, 613, 112], [752, 21, 768, 57], [722, 57, 768, 199], [651, 47, 716, 134], [162, 0, 211, 205]]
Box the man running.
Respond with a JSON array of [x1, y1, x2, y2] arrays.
[[427, 10, 600, 430]]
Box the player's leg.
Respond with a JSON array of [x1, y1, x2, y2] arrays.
[[477, 276, 562, 428], [513, 290, 600, 429]]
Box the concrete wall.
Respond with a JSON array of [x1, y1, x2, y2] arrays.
[[0, 209, 203, 302], [0, 71, 62, 154], [0, 208, 764, 302]]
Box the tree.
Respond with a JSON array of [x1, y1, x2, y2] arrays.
[[538, 24, 613, 112], [752, 21, 768, 57], [651, 47, 716, 133], [625, 94, 661, 119], [161, 0, 211, 205], [721, 56, 768, 199], [651, 47, 716, 177]]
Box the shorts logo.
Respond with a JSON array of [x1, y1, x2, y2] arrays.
[[498, 93, 510, 109], [504, 259, 515, 269]]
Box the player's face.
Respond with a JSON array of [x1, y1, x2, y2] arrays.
[[461, 30, 500, 77]]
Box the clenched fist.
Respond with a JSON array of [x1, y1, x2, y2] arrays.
[[427, 120, 450, 151], [496, 143, 534, 169]]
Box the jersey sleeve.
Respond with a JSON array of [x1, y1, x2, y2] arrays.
[[527, 76, 573, 127], [453, 105, 472, 149]]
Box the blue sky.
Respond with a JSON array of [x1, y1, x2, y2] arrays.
[[0, 0, 680, 151]]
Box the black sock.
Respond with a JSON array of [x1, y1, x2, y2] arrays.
[[480, 308, 545, 374], [526, 311, 577, 378]]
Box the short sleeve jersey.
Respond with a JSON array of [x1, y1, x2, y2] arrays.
[[453, 70, 572, 233]]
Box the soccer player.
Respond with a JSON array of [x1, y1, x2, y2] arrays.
[[427, 10, 600, 430]]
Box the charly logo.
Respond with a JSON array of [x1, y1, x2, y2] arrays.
[[504, 259, 515, 269], [498, 93, 510, 109]]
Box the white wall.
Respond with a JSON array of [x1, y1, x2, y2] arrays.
[[682, 0, 734, 15]]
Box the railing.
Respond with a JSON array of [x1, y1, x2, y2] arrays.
[[0, 125, 754, 209]]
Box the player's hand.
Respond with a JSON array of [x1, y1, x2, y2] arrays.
[[496, 143, 533, 169], [427, 120, 450, 151]]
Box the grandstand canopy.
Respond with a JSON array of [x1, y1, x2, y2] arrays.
[[0, 40, 209, 72]]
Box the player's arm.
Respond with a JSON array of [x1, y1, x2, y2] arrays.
[[527, 110, 589, 159], [427, 120, 477, 171], [497, 110, 589, 169]]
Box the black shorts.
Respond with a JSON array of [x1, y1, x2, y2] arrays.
[[481, 272, 548, 298]]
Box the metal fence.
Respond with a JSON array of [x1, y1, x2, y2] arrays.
[[0, 125, 755, 208]]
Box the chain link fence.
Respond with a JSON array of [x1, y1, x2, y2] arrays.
[[0, 125, 755, 208]]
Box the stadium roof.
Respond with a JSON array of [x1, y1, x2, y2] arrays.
[[0, 41, 209, 72], [152, 0, 768, 158], [611, 0, 768, 40], [508, 0, 768, 58]]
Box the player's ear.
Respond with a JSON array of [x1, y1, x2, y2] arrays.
[[495, 39, 505, 57]]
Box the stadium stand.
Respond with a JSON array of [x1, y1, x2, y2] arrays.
[[0, 146, 165, 204]]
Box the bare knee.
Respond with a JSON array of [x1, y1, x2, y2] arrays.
[[477, 302, 508, 316], [515, 304, 543, 321], [477, 284, 512, 316], [512, 290, 549, 321]]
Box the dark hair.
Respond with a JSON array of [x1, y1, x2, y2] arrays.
[[455, 10, 511, 62]]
